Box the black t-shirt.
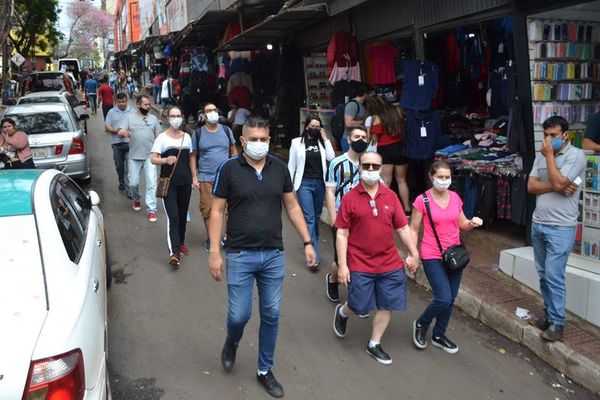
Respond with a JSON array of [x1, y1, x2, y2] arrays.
[[585, 112, 600, 144], [302, 137, 323, 180], [213, 154, 294, 249], [150, 132, 193, 185]]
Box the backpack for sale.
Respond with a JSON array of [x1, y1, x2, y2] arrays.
[[330, 100, 358, 148]]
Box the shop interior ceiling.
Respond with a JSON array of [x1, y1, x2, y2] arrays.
[[529, 0, 600, 19]]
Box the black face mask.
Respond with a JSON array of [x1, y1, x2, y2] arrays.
[[350, 139, 368, 153], [138, 107, 150, 115], [307, 128, 320, 138]]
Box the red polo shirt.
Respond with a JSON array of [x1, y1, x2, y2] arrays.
[[335, 183, 408, 273]]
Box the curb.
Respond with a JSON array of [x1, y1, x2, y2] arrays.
[[409, 273, 600, 395]]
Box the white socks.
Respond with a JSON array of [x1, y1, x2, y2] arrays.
[[368, 340, 380, 348]]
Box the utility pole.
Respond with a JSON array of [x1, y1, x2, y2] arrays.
[[1, 0, 14, 104]]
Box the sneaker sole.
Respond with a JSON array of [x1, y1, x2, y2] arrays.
[[333, 304, 346, 338], [365, 348, 392, 365], [412, 321, 427, 349], [325, 273, 340, 302], [432, 339, 459, 354]]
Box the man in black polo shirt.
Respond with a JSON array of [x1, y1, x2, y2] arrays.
[[208, 116, 316, 398]]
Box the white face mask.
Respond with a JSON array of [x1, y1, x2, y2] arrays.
[[361, 170, 380, 185], [245, 140, 269, 160], [169, 117, 183, 129], [433, 177, 452, 191], [206, 111, 219, 124]]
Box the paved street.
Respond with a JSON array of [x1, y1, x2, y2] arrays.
[[83, 108, 597, 400]]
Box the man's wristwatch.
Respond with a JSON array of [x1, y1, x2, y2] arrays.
[[303, 240, 314, 247]]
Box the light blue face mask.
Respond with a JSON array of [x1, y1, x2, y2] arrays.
[[551, 137, 564, 151]]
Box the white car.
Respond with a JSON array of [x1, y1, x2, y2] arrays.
[[0, 169, 111, 400], [16, 91, 89, 133]]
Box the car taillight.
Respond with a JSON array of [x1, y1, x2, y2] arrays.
[[22, 349, 84, 400], [68, 138, 84, 155], [55, 145, 64, 155]]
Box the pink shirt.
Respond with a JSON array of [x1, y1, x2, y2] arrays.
[[413, 190, 463, 259], [1, 131, 32, 163]]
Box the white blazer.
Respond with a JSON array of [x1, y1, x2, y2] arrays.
[[288, 136, 335, 191]]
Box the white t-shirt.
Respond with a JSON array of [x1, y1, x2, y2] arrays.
[[364, 115, 373, 129], [227, 107, 250, 126]]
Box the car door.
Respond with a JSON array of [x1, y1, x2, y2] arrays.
[[53, 176, 106, 388]]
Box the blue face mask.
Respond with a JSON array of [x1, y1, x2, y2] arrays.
[[551, 137, 564, 151]]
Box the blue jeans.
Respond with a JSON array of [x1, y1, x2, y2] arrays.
[[87, 94, 97, 113], [226, 249, 285, 372], [296, 178, 325, 264], [152, 84, 161, 104], [531, 223, 576, 325], [128, 158, 157, 212], [417, 259, 463, 337]]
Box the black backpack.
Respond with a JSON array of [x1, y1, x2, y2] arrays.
[[330, 100, 358, 146]]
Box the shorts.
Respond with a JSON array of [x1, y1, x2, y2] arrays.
[[377, 142, 409, 165], [348, 269, 407, 316], [331, 226, 338, 264], [199, 181, 215, 219]]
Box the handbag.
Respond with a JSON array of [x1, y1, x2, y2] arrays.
[[422, 192, 470, 271], [156, 134, 185, 198]]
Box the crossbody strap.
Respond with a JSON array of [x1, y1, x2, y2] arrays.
[[422, 192, 445, 255], [167, 134, 186, 180], [336, 166, 359, 197]]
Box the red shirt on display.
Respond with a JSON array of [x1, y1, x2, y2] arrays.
[[335, 183, 408, 273], [367, 44, 400, 85], [97, 84, 114, 106]]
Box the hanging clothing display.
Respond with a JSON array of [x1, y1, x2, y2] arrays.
[[367, 43, 400, 85], [400, 60, 439, 111], [404, 109, 441, 160], [327, 31, 361, 84], [227, 71, 253, 94]]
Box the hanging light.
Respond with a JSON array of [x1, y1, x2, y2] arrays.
[[266, 43, 273, 50]]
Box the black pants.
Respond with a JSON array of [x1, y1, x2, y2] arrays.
[[111, 143, 129, 187], [102, 105, 113, 119], [162, 183, 192, 256], [4, 158, 35, 169]]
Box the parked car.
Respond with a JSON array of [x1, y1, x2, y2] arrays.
[[22, 71, 79, 97], [0, 169, 111, 400], [1, 103, 91, 181], [17, 90, 89, 133]]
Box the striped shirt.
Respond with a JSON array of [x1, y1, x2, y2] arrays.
[[326, 153, 360, 211]]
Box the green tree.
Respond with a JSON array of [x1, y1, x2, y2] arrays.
[[10, 0, 63, 59]]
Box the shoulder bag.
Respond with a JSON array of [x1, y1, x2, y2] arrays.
[[422, 192, 470, 271], [156, 134, 185, 198]]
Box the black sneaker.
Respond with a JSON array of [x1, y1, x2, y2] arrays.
[[333, 304, 348, 338], [118, 183, 126, 191], [432, 335, 459, 354], [412, 320, 428, 349], [220, 337, 238, 371], [326, 272, 340, 302], [366, 344, 392, 365], [257, 370, 284, 398], [204, 239, 210, 252]]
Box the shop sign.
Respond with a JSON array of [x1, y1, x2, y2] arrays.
[[139, 0, 155, 38], [156, 0, 169, 34], [166, 0, 188, 33]]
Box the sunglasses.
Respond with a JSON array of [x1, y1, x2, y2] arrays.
[[369, 199, 379, 217], [362, 163, 382, 171]]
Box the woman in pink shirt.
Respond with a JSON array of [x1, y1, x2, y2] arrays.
[[409, 160, 481, 354], [0, 117, 35, 169]]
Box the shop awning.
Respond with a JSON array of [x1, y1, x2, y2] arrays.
[[216, 3, 329, 51], [175, 10, 238, 48]]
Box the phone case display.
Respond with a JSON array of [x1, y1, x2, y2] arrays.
[[304, 52, 332, 108], [582, 155, 600, 260], [528, 18, 600, 126]]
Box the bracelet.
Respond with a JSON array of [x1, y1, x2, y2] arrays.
[[303, 240, 314, 247]]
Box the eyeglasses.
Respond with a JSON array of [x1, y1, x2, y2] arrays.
[[362, 163, 382, 171], [369, 199, 378, 217]]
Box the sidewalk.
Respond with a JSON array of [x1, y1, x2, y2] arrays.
[[271, 145, 600, 395]]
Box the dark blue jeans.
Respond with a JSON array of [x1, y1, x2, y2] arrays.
[[296, 178, 325, 264], [417, 259, 463, 337], [226, 249, 285, 372]]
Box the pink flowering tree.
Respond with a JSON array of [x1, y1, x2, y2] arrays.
[[62, 1, 112, 58]]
